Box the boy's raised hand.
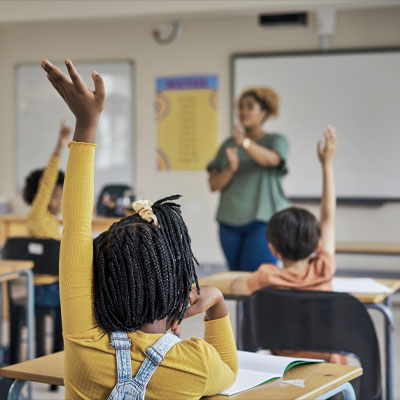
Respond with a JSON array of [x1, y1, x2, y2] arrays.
[[318, 125, 338, 165], [42, 59, 105, 143]]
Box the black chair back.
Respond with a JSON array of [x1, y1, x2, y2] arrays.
[[242, 288, 381, 400], [2, 237, 60, 276], [96, 184, 132, 217]]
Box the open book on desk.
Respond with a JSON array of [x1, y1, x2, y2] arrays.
[[219, 351, 324, 396]]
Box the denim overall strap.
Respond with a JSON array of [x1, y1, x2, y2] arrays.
[[110, 331, 133, 383], [133, 332, 182, 390]]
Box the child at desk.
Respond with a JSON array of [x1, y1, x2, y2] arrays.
[[231, 126, 344, 364], [22, 121, 71, 306], [42, 59, 237, 399]]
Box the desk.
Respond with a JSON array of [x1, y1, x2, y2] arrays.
[[0, 260, 34, 400], [199, 272, 400, 400], [0, 351, 362, 400], [336, 241, 400, 256], [0, 214, 119, 246]]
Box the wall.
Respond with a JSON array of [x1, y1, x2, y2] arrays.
[[0, 7, 399, 267]]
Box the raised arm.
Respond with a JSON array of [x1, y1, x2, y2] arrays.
[[41, 59, 105, 334], [29, 122, 71, 215], [317, 126, 338, 256], [53, 121, 72, 156]]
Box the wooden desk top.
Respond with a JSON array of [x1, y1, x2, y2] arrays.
[[0, 352, 362, 400], [336, 241, 400, 256], [198, 272, 400, 304], [0, 260, 34, 275], [0, 213, 119, 225]]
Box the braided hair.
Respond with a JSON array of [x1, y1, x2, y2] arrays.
[[93, 195, 199, 333]]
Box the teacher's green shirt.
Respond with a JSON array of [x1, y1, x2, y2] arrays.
[[207, 133, 289, 226]]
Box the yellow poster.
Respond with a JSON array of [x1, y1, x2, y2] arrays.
[[156, 75, 218, 171]]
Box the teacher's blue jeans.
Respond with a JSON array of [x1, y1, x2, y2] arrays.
[[219, 221, 278, 271]]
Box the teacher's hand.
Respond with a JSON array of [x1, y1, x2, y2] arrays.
[[226, 147, 239, 172], [233, 123, 245, 146]]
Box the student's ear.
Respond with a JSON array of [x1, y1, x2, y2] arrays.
[[268, 243, 279, 258]]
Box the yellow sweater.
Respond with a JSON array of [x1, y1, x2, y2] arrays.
[[27, 154, 61, 285], [60, 142, 238, 399]]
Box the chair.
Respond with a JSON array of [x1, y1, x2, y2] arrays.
[[242, 288, 381, 400], [2, 237, 63, 366], [96, 184, 132, 217]]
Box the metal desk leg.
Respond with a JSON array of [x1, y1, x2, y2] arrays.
[[236, 301, 244, 350], [0, 282, 3, 365], [21, 269, 35, 400], [366, 301, 394, 400], [315, 382, 356, 400], [7, 379, 25, 400]]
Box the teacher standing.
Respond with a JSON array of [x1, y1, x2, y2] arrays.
[[207, 87, 289, 271]]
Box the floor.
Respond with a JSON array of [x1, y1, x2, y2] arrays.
[[3, 272, 400, 400]]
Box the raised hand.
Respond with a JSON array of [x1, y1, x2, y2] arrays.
[[42, 59, 105, 143], [58, 120, 72, 146], [53, 120, 72, 156], [318, 125, 338, 165], [226, 147, 239, 172]]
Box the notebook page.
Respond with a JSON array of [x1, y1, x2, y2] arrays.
[[237, 351, 322, 376], [219, 351, 323, 395], [332, 277, 393, 293], [219, 369, 277, 396]]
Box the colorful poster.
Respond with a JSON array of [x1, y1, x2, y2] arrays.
[[155, 75, 218, 171]]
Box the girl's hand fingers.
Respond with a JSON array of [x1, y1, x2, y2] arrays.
[[65, 59, 87, 93], [92, 71, 106, 108], [47, 74, 66, 101], [183, 301, 203, 319], [42, 60, 71, 87]]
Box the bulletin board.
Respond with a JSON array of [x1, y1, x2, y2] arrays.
[[156, 75, 218, 171]]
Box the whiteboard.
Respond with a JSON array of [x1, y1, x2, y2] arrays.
[[233, 50, 400, 200], [16, 61, 134, 199]]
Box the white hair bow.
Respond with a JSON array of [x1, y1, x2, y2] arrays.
[[132, 200, 159, 227]]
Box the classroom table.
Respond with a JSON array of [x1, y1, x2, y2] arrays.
[[0, 214, 119, 246], [336, 241, 400, 256], [0, 351, 362, 400], [0, 260, 34, 400], [198, 272, 400, 400]]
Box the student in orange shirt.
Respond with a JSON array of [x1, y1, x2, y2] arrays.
[[230, 127, 344, 364], [231, 126, 337, 294]]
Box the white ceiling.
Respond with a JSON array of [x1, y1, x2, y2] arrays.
[[0, 0, 399, 25]]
